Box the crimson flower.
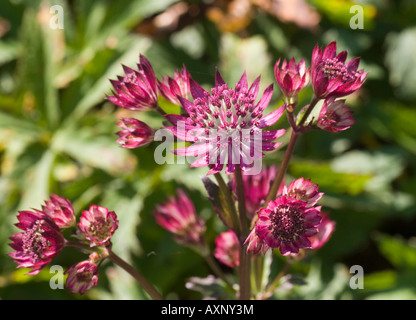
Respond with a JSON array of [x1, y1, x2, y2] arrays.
[[78, 205, 119, 247], [41, 194, 76, 229], [158, 65, 192, 105], [165, 71, 286, 175], [245, 228, 270, 255], [282, 177, 323, 208], [154, 189, 206, 246], [107, 55, 159, 111], [317, 97, 355, 132], [252, 196, 322, 256], [274, 58, 310, 102], [65, 260, 99, 294], [8, 210, 64, 275], [310, 212, 336, 250], [311, 41, 367, 99], [116, 118, 154, 148], [214, 230, 240, 268]]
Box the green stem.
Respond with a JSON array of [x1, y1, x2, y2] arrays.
[[238, 246, 251, 300], [107, 248, 163, 300], [297, 97, 320, 128], [265, 97, 320, 205], [214, 172, 240, 236], [253, 255, 264, 293], [234, 165, 249, 236], [265, 128, 298, 204], [234, 165, 251, 300]]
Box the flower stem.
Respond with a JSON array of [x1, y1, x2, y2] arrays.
[[265, 97, 320, 205], [297, 97, 320, 128], [107, 248, 163, 300], [265, 128, 298, 204], [214, 172, 240, 236], [234, 165, 249, 236], [238, 246, 251, 300], [234, 165, 251, 300]]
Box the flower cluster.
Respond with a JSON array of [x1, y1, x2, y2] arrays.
[[274, 41, 366, 133], [8, 194, 119, 294], [9, 40, 366, 300]]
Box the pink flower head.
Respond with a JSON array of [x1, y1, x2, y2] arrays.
[[116, 117, 154, 148], [245, 228, 270, 255], [230, 165, 285, 217], [154, 189, 206, 246], [158, 65, 192, 105], [317, 97, 355, 132], [310, 212, 336, 250], [254, 196, 322, 256], [8, 210, 64, 275], [107, 55, 159, 111], [214, 230, 240, 268], [65, 260, 99, 294], [41, 194, 76, 229], [274, 58, 310, 101], [78, 205, 119, 247], [311, 41, 367, 99], [282, 177, 323, 207], [165, 71, 286, 175]]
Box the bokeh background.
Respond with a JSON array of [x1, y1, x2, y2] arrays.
[[0, 0, 415, 300]]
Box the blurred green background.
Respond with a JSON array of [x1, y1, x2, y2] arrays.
[[0, 0, 415, 300]]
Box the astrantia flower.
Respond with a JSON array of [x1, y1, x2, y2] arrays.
[[311, 41, 367, 99], [8, 210, 64, 275], [230, 164, 285, 217], [158, 65, 191, 105], [107, 54, 158, 111], [245, 228, 270, 255], [165, 71, 286, 175], [214, 230, 240, 268], [317, 97, 355, 132], [154, 189, 206, 246], [310, 212, 336, 250], [282, 177, 323, 207], [116, 118, 154, 148], [41, 194, 76, 229], [78, 205, 119, 247], [65, 260, 99, 294], [274, 58, 310, 102], [254, 196, 322, 255]]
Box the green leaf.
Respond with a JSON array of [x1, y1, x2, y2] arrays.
[[68, 36, 152, 120], [17, 6, 60, 129], [330, 150, 405, 192], [289, 161, 371, 195], [0, 40, 19, 66], [364, 270, 397, 291], [385, 27, 416, 100], [50, 122, 135, 175], [19, 149, 56, 210], [374, 233, 416, 270]]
